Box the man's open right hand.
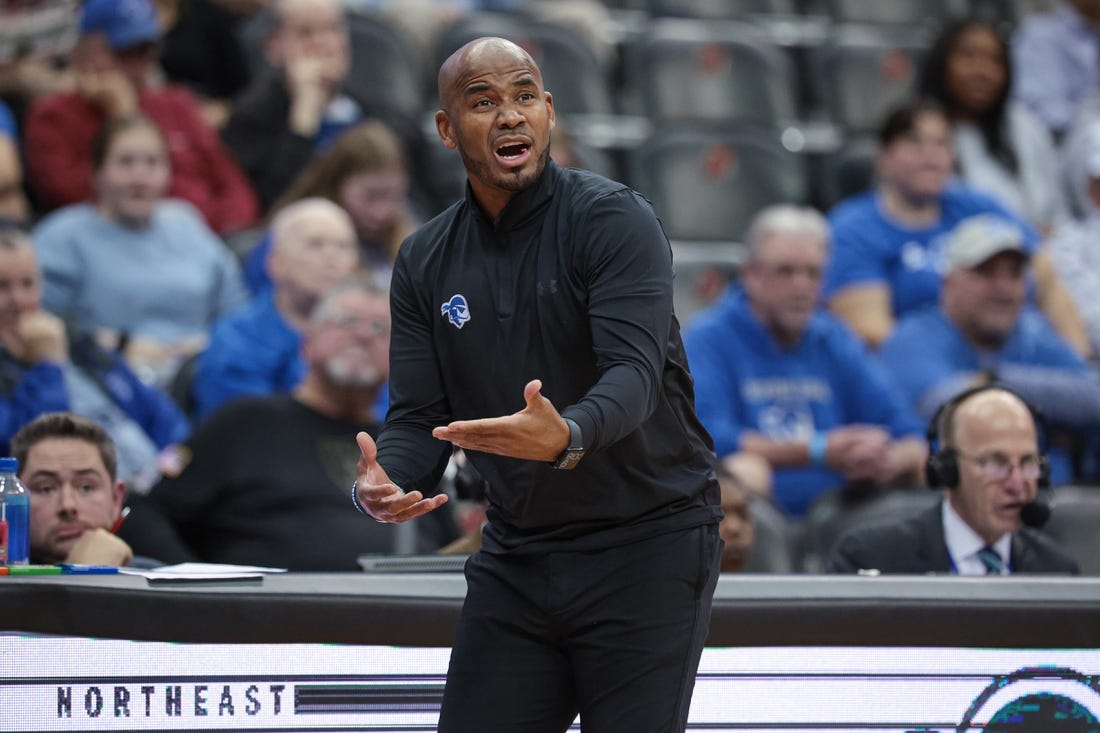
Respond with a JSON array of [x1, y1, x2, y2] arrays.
[[355, 432, 448, 523]]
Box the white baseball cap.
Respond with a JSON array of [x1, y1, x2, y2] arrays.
[[943, 214, 1028, 271]]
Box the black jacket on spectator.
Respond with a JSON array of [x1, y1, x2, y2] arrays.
[[221, 75, 435, 213], [119, 395, 459, 570], [160, 0, 251, 102]]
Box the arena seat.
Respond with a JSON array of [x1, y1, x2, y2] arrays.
[[432, 13, 614, 118], [647, 0, 799, 19], [1044, 485, 1100, 575], [814, 134, 875, 209], [807, 27, 926, 133], [628, 125, 808, 241], [623, 19, 798, 129]]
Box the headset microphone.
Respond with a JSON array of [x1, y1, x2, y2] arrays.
[[1019, 497, 1051, 528]]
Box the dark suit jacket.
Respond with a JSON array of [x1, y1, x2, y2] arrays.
[[827, 503, 1080, 575]]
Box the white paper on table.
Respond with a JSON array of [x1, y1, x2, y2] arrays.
[[119, 562, 288, 581]]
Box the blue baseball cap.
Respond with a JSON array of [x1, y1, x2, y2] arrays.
[[80, 0, 161, 51]]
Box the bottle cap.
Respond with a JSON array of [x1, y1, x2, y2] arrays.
[[0, 457, 17, 473]]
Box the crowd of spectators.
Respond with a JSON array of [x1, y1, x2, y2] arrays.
[[2, 0, 1098, 574]]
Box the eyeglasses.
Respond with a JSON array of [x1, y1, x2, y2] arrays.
[[323, 314, 390, 338], [955, 451, 1043, 481], [756, 262, 823, 281]]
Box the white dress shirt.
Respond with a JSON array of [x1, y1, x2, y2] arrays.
[[942, 499, 1012, 575]]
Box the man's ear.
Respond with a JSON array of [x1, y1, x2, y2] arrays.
[[545, 90, 556, 131], [436, 110, 457, 150], [112, 481, 126, 514]]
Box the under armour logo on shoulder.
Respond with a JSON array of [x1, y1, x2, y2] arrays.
[[441, 294, 471, 329]]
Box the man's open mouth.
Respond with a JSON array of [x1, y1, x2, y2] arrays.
[[496, 142, 530, 158], [494, 141, 532, 167]]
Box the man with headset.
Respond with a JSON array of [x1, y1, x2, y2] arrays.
[[828, 386, 1080, 575]]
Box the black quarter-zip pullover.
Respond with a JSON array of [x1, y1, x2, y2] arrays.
[[377, 161, 721, 553]]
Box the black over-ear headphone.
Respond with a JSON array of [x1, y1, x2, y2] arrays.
[[925, 384, 1051, 526]]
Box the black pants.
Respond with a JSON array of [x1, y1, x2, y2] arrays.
[[437, 523, 722, 733]]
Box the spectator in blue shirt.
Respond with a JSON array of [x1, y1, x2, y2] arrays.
[[880, 213, 1100, 485], [0, 227, 190, 492], [824, 100, 1088, 356], [191, 197, 360, 420], [684, 205, 926, 517]]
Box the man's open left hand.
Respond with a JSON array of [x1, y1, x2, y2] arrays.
[[432, 379, 570, 462]]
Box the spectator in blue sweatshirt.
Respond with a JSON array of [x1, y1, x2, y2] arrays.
[[0, 227, 189, 492], [683, 205, 926, 517], [880, 213, 1100, 485], [191, 197, 360, 420]]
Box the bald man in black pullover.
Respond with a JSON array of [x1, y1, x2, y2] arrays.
[[353, 37, 722, 733]]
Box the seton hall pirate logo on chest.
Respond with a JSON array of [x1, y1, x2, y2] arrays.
[[441, 294, 471, 329]]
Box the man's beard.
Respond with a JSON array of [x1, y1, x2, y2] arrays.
[[324, 353, 382, 390], [459, 144, 550, 194], [966, 307, 1019, 351]]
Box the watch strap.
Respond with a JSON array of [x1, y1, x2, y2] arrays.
[[552, 417, 584, 470]]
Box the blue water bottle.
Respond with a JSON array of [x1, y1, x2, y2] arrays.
[[0, 457, 30, 565]]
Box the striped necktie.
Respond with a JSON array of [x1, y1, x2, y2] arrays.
[[977, 546, 1004, 575]]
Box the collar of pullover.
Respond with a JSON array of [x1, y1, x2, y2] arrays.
[[465, 159, 560, 234]]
